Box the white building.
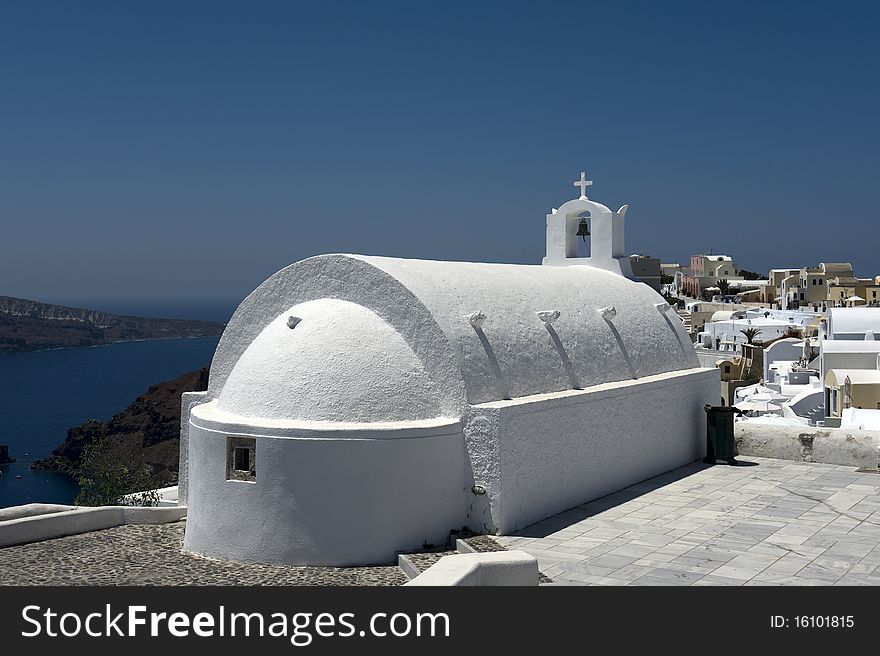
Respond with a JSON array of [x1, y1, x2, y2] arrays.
[[696, 307, 822, 352], [818, 340, 880, 383], [826, 307, 880, 340], [697, 317, 799, 351], [762, 337, 804, 384], [737, 307, 822, 328], [179, 172, 718, 566]]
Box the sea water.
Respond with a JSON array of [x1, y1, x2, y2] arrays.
[[0, 335, 221, 508]]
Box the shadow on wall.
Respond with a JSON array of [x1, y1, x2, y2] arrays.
[[544, 324, 582, 390], [603, 317, 637, 379], [471, 325, 512, 400]]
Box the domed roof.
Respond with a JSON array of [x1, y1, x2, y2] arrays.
[[215, 298, 443, 423], [205, 255, 701, 422]]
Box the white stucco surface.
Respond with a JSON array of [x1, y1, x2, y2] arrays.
[[0, 504, 76, 522], [178, 390, 207, 506], [735, 422, 880, 469], [207, 255, 697, 410], [542, 196, 634, 278], [218, 298, 443, 423], [184, 251, 713, 566], [465, 367, 719, 533], [183, 419, 466, 566]]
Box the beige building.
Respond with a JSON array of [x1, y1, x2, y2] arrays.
[[828, 277, 880, 308], [780, 263, 880, 310], [682, 254, 745, 299], [762, 269, 800, 305], [685, 303, 753, 336], [825, 369, 880, 417], [716, 343, 764, 406]]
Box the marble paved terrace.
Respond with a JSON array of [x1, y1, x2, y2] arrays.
[[496, 457, 880, 586]]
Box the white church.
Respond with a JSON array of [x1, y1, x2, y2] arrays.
[[179, 173, 719, 566]]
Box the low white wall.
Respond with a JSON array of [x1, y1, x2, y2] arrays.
[[467, 367, 719, 534], [0, 504, 76, 522], [178, 390, 208, 506], [184, 419, 468, 567], [0, 506, 187, 548], [405, 551, 539, 586], [736, 421, 880, 468]]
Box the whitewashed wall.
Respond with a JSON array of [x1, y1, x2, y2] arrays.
[[183, 415, 467, 566], [465, 369, 719, 534], [183, 254, 715, 566], [177, 390, 207, 506], [465, 368, 719, 534]]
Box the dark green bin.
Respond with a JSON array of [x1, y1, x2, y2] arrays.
[[703, 405, 741, 465]]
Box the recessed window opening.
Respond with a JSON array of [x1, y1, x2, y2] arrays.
[[226, 436, 256, 482]]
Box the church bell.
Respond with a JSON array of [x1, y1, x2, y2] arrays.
[[576, 217, 590, 241]]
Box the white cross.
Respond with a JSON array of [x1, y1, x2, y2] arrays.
[[574, 171, 593, 199]]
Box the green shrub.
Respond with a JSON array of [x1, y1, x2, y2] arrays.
[[75, 436, 159, 507]]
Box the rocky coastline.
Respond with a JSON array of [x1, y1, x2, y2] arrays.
[[0, 296, 224, 354], [31, 368, 209, 488]]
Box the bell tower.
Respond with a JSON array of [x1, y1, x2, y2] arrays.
[[542, 171, 635, 279]]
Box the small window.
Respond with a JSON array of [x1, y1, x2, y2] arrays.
[[227, 436, 256, 482], [724, 365, 731, 374], [819, 279, 824, 285], [234, 447, 250, 471], [812, 279, 816, 286]]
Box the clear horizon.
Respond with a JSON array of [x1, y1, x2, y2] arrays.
[[3, 1, 879, 305]]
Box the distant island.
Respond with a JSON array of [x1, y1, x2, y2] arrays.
[[0, 296, 225, 353], [32, 368, 208, 488]]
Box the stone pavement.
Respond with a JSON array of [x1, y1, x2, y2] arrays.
[[496, 457, 880, 586], [0, 522, 407, 586]]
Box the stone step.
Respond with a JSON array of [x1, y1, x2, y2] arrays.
[[396, 533, 551, 583], [396, 531, 512, 580]]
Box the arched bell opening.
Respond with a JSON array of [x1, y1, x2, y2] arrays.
[[563, 209, 592, 258], [574, 210, 591, 258]]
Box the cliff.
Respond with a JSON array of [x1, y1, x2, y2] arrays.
[[32, 368, 209, 487], [0, 296, 225, 353]]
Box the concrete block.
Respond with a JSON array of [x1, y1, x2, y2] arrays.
[[405, 550, 539, 586]]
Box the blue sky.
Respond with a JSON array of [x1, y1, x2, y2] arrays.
[[2, 1, 878, 314]]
